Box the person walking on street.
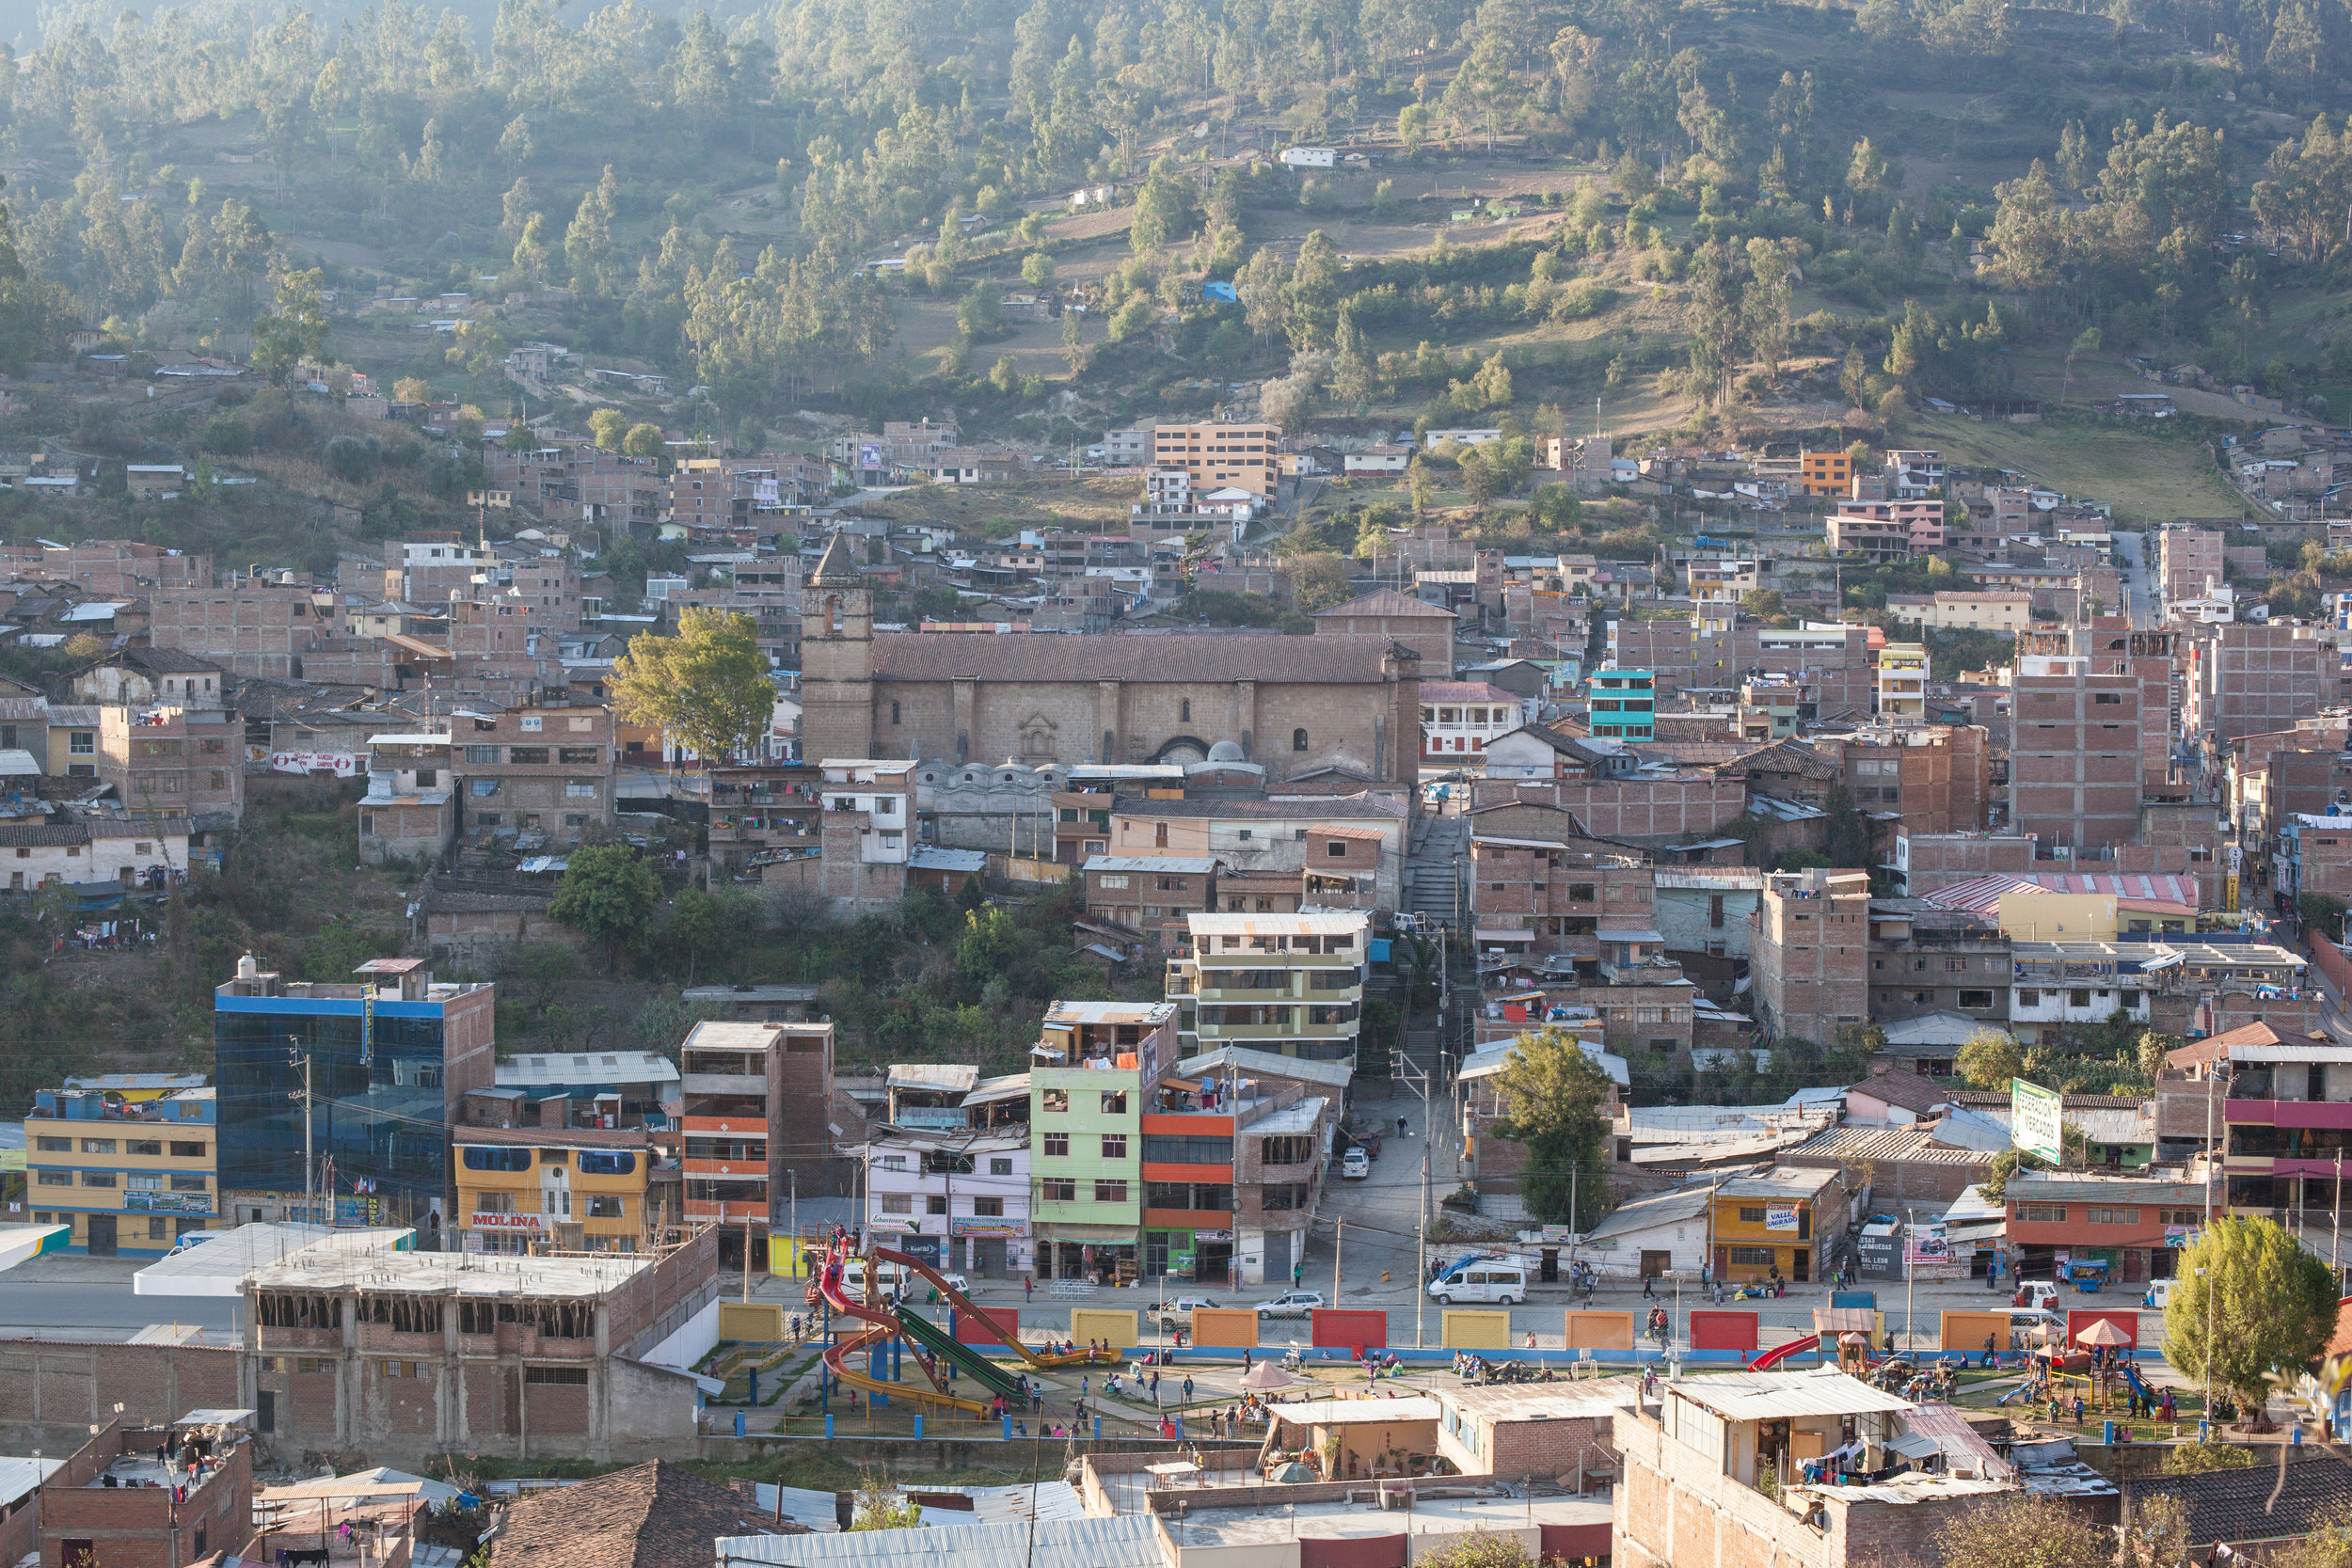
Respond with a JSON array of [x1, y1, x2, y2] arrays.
[[1642, 1275, 1656, 1300], [1025, 1275, 1034, 1302], [1183, 1374, 1195, 1402], [1398, 1116, 1408, 1138]]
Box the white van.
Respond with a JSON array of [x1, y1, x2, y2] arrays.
[[841, 1259, 913, 1298], [1429, 1262, 1528, 1306]]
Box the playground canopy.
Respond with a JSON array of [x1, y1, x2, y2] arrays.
[[2074, 1319, 2133, 1347]]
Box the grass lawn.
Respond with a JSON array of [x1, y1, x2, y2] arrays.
[[1915, 413, 2247, 523]]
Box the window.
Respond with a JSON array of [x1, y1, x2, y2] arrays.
[[1040, 1179, 1076, 1202], [128, 1173, 163, 1190], [82, 1139, 115, 1154], [558, 747, 600, 765], [565, 780, 597, 799], [1180, 699, 1191, 721], [989, 1157, 1012, 1176], [2018, 989, 2042, 1006], [524, 1366, 589, 1385], [1093, 1180, 1128, 1204], [2069, 989, 2091, 1008], [1293, 728, 1308, 752], [169, 1174, 207, 1192], [1728, 1246, 1776, 1266], [879, 1155, 907, 1171], [2160, 1208, 2202, 1226], [927, 1195, 948, 1214], [1738, 1206, 1767, 1224], [971, 1196, 1005, 1217], [1100, 1134, 1128, 1159], [36, 1170, 70, 1186], [587, 1195, 625, 1218], [2018, 1205, 2067, 1222], [1041, 1089, 1069, 1113], [2094, 692, 2122, 705], [2087, 1207, 2140, 1225], [462, 1147, 532, 1172], [508, 747, 549, 764], [1101, 1091, 1128, 1115], [70, 732, 93, 755], [35, 1137, 70, 1152], [471, 779, 501, 797], [891, 702, 901, 725], [1041, 1132, 1070, 1156], [467, 745, 499, 764], [881, 1195, 913, 1214], [82, 1172, 115, 1187], [1096, 874, 1128, 890]]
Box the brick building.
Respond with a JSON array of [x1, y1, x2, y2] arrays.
[[2010, 653, 2141, 851], [147, 576, 328, 678], [2159, 525, 2225, 610], [452, 700, 616, 846], [1467, 832, 1653, 974], [1828, 725, 1991, 834], [99, 707, 243, 833], [1750, 867, 1870, 1046], [1865, 899, 2010, 1027], [37, 1417, 251, 1568], [1310, 590, 1460, 677], [2195, 623, 2347, 745]]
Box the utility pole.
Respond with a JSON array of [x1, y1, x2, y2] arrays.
[[789, 1169, 800, 1281], [744, 1212, 755, 1303], [1904, 1206, 1915, 1354], [290, 1046, 314, 1226], [2202, 1056, 2217, 1421], [2335, 1150, 2344, 1290], [1416, 1153, 1430, 1350], [1333, 1217, 1343, 1304]]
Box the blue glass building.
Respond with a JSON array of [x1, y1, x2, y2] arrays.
[[214, 955, 496, 1238]]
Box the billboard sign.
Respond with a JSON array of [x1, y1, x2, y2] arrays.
[[2011, 1077, 2064, 1164]]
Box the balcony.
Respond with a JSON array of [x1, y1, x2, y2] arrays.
[[685, 1198, 770, 1224]]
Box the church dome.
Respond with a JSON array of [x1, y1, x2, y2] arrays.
[[1207, 740, 1246, 762]]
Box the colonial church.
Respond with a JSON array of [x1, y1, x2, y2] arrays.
[[800, 536, 1425, 782]]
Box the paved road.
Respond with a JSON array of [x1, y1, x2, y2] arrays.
[[2115, 529, 2153, 629], [0, 1279, 238, 1341]]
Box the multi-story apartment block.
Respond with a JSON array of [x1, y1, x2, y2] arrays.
[[1832, 724, 1991, 834], [2169, 1021, 2346, 1215], [1420, 680, 1525, 763], [452, 700, 616, 845], [1865, 900, 2009, 1029], [1168, 911, 1371, 1064], [147, 574, 330, 678], [100, 705, 243, 833], [864, 1125, 1030, 1279], [1749, 868, 1870, 1046], [214, 955, 495, 1231], [26, 1081, 215, 1256], [453, 1124, 661, 1255], [1885, 449, 1946, 498], [1797, 449, 1852, 497], [2195, 623, 2349, 745], [387, 534, 496, 604], [2159, 525, 2225, 610], [1830, 499, 1943, 558], [1588, 669, 1655, 740], [1873, 642, 1927, 724], [1149, 421, 1282, 499], [1030, 999, 1180, 1283], [1467, 838, 1653, 975], [1145, 1048, 1340, 1286], [2010, 653, 2140, 851], [676, 1021, 779, 1263]]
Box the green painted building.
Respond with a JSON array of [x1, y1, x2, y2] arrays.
[[1030, 999, 1179, 1284]]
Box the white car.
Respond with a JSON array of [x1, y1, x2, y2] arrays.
[[1340, 1149, 1371, 1180], [1158, 1295, 1221, 1330], [1258, 1290, 1326, 1319]]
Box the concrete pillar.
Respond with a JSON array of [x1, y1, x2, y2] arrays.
[[442, 1289, 461, 1448], [1096, 680, 1123, 764], [953, 678, 976, 765], [340, 1291, 358, 1447], [1235, 680, 1258, 760]]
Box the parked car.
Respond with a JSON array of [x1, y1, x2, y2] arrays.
[[1258, 1290, 1326, 1319], [166, 1230, 224, 1257], [1341, 1148, 1371, 1180], [1429, 1260, 1528, 1307], [2007, 1307, 2063, 1349], [1158, 1296, 1222, 1331]]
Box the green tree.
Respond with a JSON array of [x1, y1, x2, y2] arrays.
[[1129, 158, 1192, 253], [1957, 1029, 2024, 1089], [850, 1478, 925, 1531], [1414, 1535, 1529, 1568], [1491, 1026, 1615, 1229], [610, 608, 775, 765], [590, 408, 628, 450], [1021, 251, 1055, 286], [623, 422, 665, 457], [663, 887, 746, 984], [2163, 1216, 2339, 1425], [250, 265, 330, 383], [1931, 1494, 2110, 1568], [548, 844, 662, 964], [2298, 892, 2347, 940]]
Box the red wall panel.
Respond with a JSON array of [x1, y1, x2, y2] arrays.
[[1689, 1309, 1760, 1352], [1310, 1308, 1389, 1353], [954, 1307, 1022, 1347], [2065, 1307, 2140, 1351]]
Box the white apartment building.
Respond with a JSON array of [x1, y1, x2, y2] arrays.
[[820, 758, 915, 865], [1875, 642, 1928, 724], [1168, 909, 1372, 1064], [863, 1125, 1032, 1279]]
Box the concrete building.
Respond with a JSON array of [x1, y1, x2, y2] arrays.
[[25, 1084, 215, 1256], [38, 1417, 250, 1568], [2159, 525, 2225, 610], [1030, 999, 1181, 1283], [239, 1234, 714, 1461], [2010, 653, 2141, 851], [1653, 867, 1762, 961], [1105, 795, 1406, 909], [1419, 680, 1525, 763], [1168, 911, 1371, 1065], [1873, 642, 1927, 724], [1589, 669, 1655, 741], [1749, 868, 1870, 1046], [453, 1125, 663, 1256], [214, 956, 495, 1234], [1866, 900, 2010, 1029], [677, 1019, 834, 1265], [1148, 421, 1280, 498], [864, 1125, 1030, 1279]]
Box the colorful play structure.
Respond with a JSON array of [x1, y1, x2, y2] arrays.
[[808, 1237, 1117, 1415]]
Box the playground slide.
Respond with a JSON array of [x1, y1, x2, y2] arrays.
[[2123, 1362, 2151, 1402], [815, 1245, 989, 1416], [871, 1246, 1118, 1369], [1747, 1334, 1820, 1371], [894, 1303, 1028, 1402]]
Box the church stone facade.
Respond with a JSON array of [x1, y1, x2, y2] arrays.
[[801, 538, 1423, 781]]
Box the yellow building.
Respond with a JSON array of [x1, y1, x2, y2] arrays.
[[26, 1083, 216, 1257], [1994, 888, 2119, 943], [1875, 642, 1928, 724], [453, 1126, 660, 1255], [1149, 421, 1282, 498], [1799, 450, 1853, 498], [1708, 1168, 1846, 1284]]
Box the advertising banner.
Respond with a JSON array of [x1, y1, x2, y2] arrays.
[[2012, 1077, 2064, 1163]]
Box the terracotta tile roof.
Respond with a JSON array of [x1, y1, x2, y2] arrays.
[[2124, 1459, 2352, 1549], [868, 632, 1414, 684], [490, 1461, 778, 1568]]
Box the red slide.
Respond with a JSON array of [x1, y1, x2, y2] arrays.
[[811, 1239, 986, 1415], [1747, 1333, 1820, 1371], [869, 1247, 1116, 1369]]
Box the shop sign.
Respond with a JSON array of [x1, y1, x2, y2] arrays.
[[949, 1219, 1029, 1238], [1764, 1203, 1799, 1232], [472, 1212, 542, 1229]]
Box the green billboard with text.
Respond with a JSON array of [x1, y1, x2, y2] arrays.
[[2011, 1077, 2062, 1164]]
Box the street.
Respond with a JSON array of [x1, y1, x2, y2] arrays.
[[0, 1254, 239, 1342]]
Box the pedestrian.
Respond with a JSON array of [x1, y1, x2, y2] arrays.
[[1642, 1275, 1655, 1299], [1081, 1374, 1089, 1399], [1398, 1115, 1408, 1137], [1294, 1261, 1304, 1287], [1525, 1330, 1536, 1351], [1243, 1348, 1253, 1372], [1025, 1275, 1034, 1302], [1712, 1280, 1724, 1306], [1183, 1374, 1195, 1402]]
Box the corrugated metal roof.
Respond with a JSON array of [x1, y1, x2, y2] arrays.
[[1184, 911, 1371, 935], [888, 1064, 981, 1093], [1269, 1397, 1442, 1425], [716, 1515, 1165, 1568], [1673, 1368, 1915, 1421], [1787, 1125, 1996, 1166]]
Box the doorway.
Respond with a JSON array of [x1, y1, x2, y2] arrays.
[[87, 1214, 116, 1257], [1640, 1249, 1671, 1279], [975, 1238, 1007, 1277], [1793, 1250, 1810, 1283]]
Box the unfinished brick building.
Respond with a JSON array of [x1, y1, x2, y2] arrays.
[[148, 577, 328, 678], [2010, 654, 2141, 851], [2194, 624, 2347, 745], [1749, 867, 1869, 1046]]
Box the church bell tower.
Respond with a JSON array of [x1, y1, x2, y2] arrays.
[[799, 532, 876, 765]]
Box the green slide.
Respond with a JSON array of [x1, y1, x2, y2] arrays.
[[894, 1306, 1027, 1402]]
